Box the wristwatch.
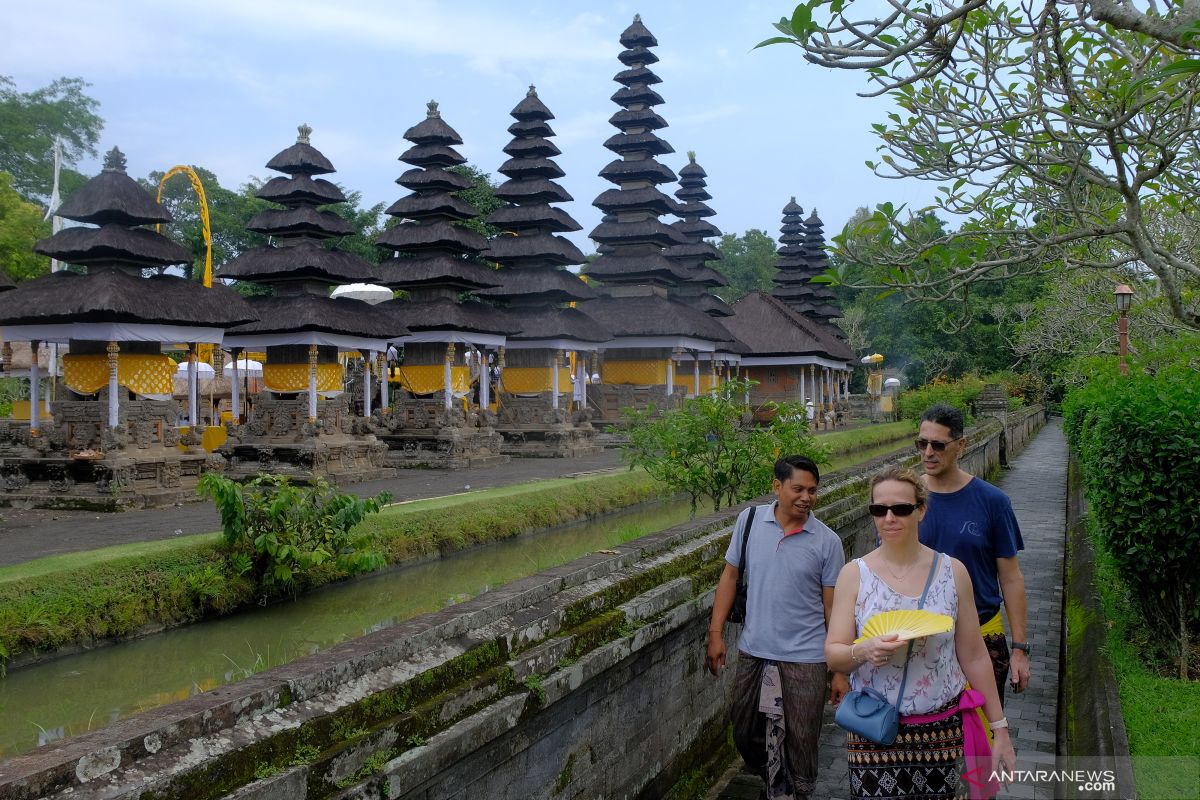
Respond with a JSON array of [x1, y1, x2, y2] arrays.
[[1011, 641, 1031, 655]]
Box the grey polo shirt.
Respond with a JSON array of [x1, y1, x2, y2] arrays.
[[725, 500, 845, 663]]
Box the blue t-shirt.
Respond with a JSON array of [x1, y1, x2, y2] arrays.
[[918, 477, 1023, 621], [724, 501, 845, 663]]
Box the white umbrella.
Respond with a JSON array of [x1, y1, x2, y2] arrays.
[[331, 283, 392, 304], [174, 360, 215, 393], [224, 357, 263, 375]]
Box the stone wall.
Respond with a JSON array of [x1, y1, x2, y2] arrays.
[[0, 408, 1044, 800]]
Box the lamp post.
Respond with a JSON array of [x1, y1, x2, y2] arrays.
[[1114, 284, 1133, 376]]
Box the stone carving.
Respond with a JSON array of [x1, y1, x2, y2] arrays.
[[47, 464, 75, 493], [160, 461, 181, 488], [2, 465, 29, 492]]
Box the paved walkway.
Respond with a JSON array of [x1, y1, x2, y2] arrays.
[[709, 419, 1067, 800], [0, 451, 624, 566]]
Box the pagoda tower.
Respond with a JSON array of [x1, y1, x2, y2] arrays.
[[582, 15, 735, 424], [665, 152, 743, 394], [217, 124, 401, 482], [771, 201, 841, 322], [372, 101, 512, 468], [477, 86, 610, 457], [0, 146, 256, 508]]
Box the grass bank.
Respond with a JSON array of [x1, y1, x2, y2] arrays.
[[820, 421, 913, 457], [0, 470, 662, 672], [1091, 519, 1200, 799]]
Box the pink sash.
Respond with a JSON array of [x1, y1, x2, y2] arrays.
[[900, 688, 998, 799]]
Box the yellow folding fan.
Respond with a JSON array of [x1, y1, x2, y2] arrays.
[[855, 610, 954, 643]]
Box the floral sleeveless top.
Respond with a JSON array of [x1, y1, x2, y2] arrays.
[[849, 554, 966, 715]]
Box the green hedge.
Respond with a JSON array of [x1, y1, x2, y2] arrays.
[[896, 375, 986, 421], [1064, 362, 1200, 678], [0, 471, 661, 671]]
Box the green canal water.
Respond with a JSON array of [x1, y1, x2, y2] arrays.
[[0, 436, 910, 759]]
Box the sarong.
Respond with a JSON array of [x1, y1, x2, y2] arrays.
[[847, 696, 966, 799]]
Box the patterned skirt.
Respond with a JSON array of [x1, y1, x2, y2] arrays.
[[846, 697, 966, 799]]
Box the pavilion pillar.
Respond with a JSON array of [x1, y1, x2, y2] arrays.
[[551, 350, 561, 411], [799, 365, 806, 403], [307, 344, 318, 423], [576, 353, 587, 408], [692, 353, 700, 398], [107, 341, 120, 429], [363, 351, 373, 417], [443, 343, 455, 411], [743, 367, 750, 405], [230, 348, 241, 424], [479, 349, 490, 410], [710, 358, 718, 397], [377, 351, 389, 412], [28, 340, 40, 436], [187, 345, 199, 428], [665, 350, 674, 396]]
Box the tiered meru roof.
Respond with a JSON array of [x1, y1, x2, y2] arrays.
[[374, 102, 514, 339], [666, 153, 734, 318], [581, 16, 734, 347], [724, 292, 853, 362], [770, 201, 841, 321], [219, 125, 402, 345], [0, 146, 254, 339], [477, 86, 608, 346]]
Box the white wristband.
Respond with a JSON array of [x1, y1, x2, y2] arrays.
[[989, 717, 1009, 730]]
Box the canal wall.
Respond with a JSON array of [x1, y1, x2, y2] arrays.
[[0, 407, 1044, 800]]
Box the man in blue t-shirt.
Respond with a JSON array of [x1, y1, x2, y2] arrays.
[[706, 455, 847, 799], [916, 404, 1030, 702]]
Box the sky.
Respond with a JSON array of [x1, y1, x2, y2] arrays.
[[3, 0, 938, 255]]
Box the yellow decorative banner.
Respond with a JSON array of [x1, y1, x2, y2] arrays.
[[262, 363, 343, 392], [500, 367, 571, 394], [63, 353, 175, 396], [394, 364, 469, 396], [601, 359, 668, 386]]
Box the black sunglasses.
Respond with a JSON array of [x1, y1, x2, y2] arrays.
[[868, 503, 919, 518], [914, 438, 955, 452]]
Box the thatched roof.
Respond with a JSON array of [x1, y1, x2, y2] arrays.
[[511, 87, 554, 121], [614, 66, 662, 86], [265, 127, 336, 176], [385, 192, 478, 222], [247, 207, 353, 238], [376, 297, 518, 335], [495, 178, 572, 204], [375, 220, 488, 254], [584, 252, 691, 285], [396, 167, 475, 193], [507, 119, 555, 138], [34, 225, 191, 269], [487, 204, 582, 234], [484, 233, 584, 266], [503, 137, 561, 159], [476, 267, 596, 303], [618, 46, 659, 67], [497, 157, 565, 180], [603, 130, 674, 157], [227, 293, 403, 339], [609, 108, 667, 131], [620, 15, 658, 48], [256, 175, 345, 206], [724, 292, 853, 361], [665, 242, 722, 263], [0, 267, 256, 327], [219, 241, 378, 284], [580, 293, 735, 342], [402, 101, 463, 145], [611, 86, 664, 107], [675, 219, 720, 239], [374, 255, 501, 291], [55, 148, 173, 226], [598, 158, 676, 185], [674, 291, 735, 317], [593, 186, 676, 216], [399, 143, 466, 169], [508, 306, 611, 343], [589, 219, 688, 249]]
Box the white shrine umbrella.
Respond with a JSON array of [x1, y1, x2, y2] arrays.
[[331, 283, 392, 305]]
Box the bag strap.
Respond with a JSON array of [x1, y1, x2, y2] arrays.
[[734, 505, 757, 593], [895, 552, 942, 710]]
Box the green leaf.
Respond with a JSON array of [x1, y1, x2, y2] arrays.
[[790, 4, 813, 38], [753, 36, 795, 49]]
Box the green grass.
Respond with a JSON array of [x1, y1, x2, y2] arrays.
[[1091, 520, 1200, 799], [0, 470, 662, 669], [819, 421, 914, 457]]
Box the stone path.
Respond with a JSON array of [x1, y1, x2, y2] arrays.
[[708, 419, 1068, 800]]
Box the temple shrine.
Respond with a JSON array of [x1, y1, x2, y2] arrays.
[[0, 147, 255, 509], [371, 102, 513, 468], [216, 125, 400, 483], [582, 16, 738, 427], [478, 86, 611, 457]]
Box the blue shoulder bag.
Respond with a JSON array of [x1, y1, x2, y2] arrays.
[[834, 553, 941, 745]]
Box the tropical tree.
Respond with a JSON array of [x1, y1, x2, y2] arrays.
[[759, 2, 1200, 330], [0, 171, 51, 281], [713, 229, 778, 300], [0, 76, 103, 203]]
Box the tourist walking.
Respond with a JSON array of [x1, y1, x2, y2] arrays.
[[707, 455, 848, 799], [825, 466, 1015, 799], [917, 404, 1030, 700]]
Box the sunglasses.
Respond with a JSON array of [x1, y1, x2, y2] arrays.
[[914, 438, 956, 452], [868, 503, 919, 518]]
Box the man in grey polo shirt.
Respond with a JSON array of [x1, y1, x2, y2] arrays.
[[707, 455, 847, 799]]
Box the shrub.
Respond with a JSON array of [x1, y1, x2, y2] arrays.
[[895, 375, 986, 422], [198, 474, 391, 594], [619, 379, 830, 514], [1063, 362, 1200, 679]]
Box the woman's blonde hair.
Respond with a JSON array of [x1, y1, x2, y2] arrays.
[[869, 466, 928, 506]]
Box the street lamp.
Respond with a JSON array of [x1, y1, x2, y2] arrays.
[[1113, 284, 1133, 376]]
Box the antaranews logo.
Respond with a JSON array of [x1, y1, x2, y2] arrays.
[[962, 766, 1118, 793]]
